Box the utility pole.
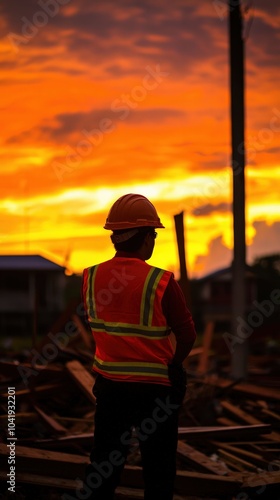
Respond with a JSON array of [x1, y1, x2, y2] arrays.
[[229, 1, 248, 379]]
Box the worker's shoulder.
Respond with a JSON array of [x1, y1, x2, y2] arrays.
[[82, 259, 111, 273], [83, 261, 174, 278], [147, 263, 174, 279]]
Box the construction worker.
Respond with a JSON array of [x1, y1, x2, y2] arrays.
[[81, 193, 196, 500]]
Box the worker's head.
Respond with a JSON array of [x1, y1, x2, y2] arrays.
[[111, 227, 158, 258], [104, 194, 164, 260]]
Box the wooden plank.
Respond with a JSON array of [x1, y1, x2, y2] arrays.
[[177, 440, 229, 476], [116, 490, 200, 500], [0, 444, 243, 497], [178, 424, 271, 441], [216, 416, 239, 426], [212, 441, 268, 469], [221, 400, 260, 425], [174, 469, 243, 496], [20, 432, 94, 450], [0, 443, 87, 478], [204, 377, 280, 401], [187, 346, 204, 357], [220, 400, 280, 442], [116, 487, 144, 499], [0, 444, 242, 497], [66, 360, 96, 404], [0, 471, 241, 500], [116, 492, 189, 500], [217, 455, 245, 472], [2, 467, 239, 500], [246, 445, 280, 463], [55, 416, 94, 424], [196, 321, 215, 374], [243, 470, 280, 488], [251, 442, 280, 449], [218, 448, 259, 471], [120, 465, 243, 497], [261, 408, 280, 421], [233, 470, 280, 493], [33, 405, 68, 435], [72, 313, 93, 349]]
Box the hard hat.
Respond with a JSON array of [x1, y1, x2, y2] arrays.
[[104, 193, 165, 230]]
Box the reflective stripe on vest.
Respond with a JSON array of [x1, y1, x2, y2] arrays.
[[94, 356, 168, 378], [141, 266, 165, 326], [89, 320, 169, 338]]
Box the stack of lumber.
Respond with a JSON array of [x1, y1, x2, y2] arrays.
[[0, 317, 280, 499]]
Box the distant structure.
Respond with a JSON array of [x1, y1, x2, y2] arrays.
[[0, 255, 66, 344], [191, 263, 280, 363], [193, 265, 257, 330]]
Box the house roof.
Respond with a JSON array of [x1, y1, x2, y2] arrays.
[[195, 264, 256, 282], [0, 255, 65, 272]]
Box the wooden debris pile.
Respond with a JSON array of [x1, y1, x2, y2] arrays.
[[0, 315, 280, 499]]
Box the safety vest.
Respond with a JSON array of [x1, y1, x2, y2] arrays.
[[82, 257, 174, 385]]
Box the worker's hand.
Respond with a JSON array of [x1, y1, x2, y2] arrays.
[[168, 362, 187, 405]]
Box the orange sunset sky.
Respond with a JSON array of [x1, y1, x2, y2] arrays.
[[1, 0, 280, 278]]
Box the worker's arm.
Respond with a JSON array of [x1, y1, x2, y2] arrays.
[[81, 268, 91, 332], [161, 275, 196, 365]]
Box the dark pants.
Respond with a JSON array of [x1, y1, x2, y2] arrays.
[[83, 376, 180, 500]]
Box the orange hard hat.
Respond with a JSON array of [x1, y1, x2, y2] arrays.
[[104, 194, 165, 230]]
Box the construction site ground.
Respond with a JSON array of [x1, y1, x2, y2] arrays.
[[0, 316, 280, 500]]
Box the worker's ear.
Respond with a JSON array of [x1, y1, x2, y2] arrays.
[[144, 232, 151, 245]]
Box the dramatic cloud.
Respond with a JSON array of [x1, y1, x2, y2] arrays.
[[0, 0, 279, 276], [193, 235, 232, 277], [248, 220, 280, 262], [193, 219, 280, 277], [192, 202, 232, 216], [7, 107, 186, 145]]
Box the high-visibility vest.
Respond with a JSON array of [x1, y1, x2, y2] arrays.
[[82, 257, 174, 385]]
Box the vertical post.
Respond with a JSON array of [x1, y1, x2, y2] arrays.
[[174, 211, 191, 310], [229, 1, 248, 379], [30, 272, 38, 349]]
